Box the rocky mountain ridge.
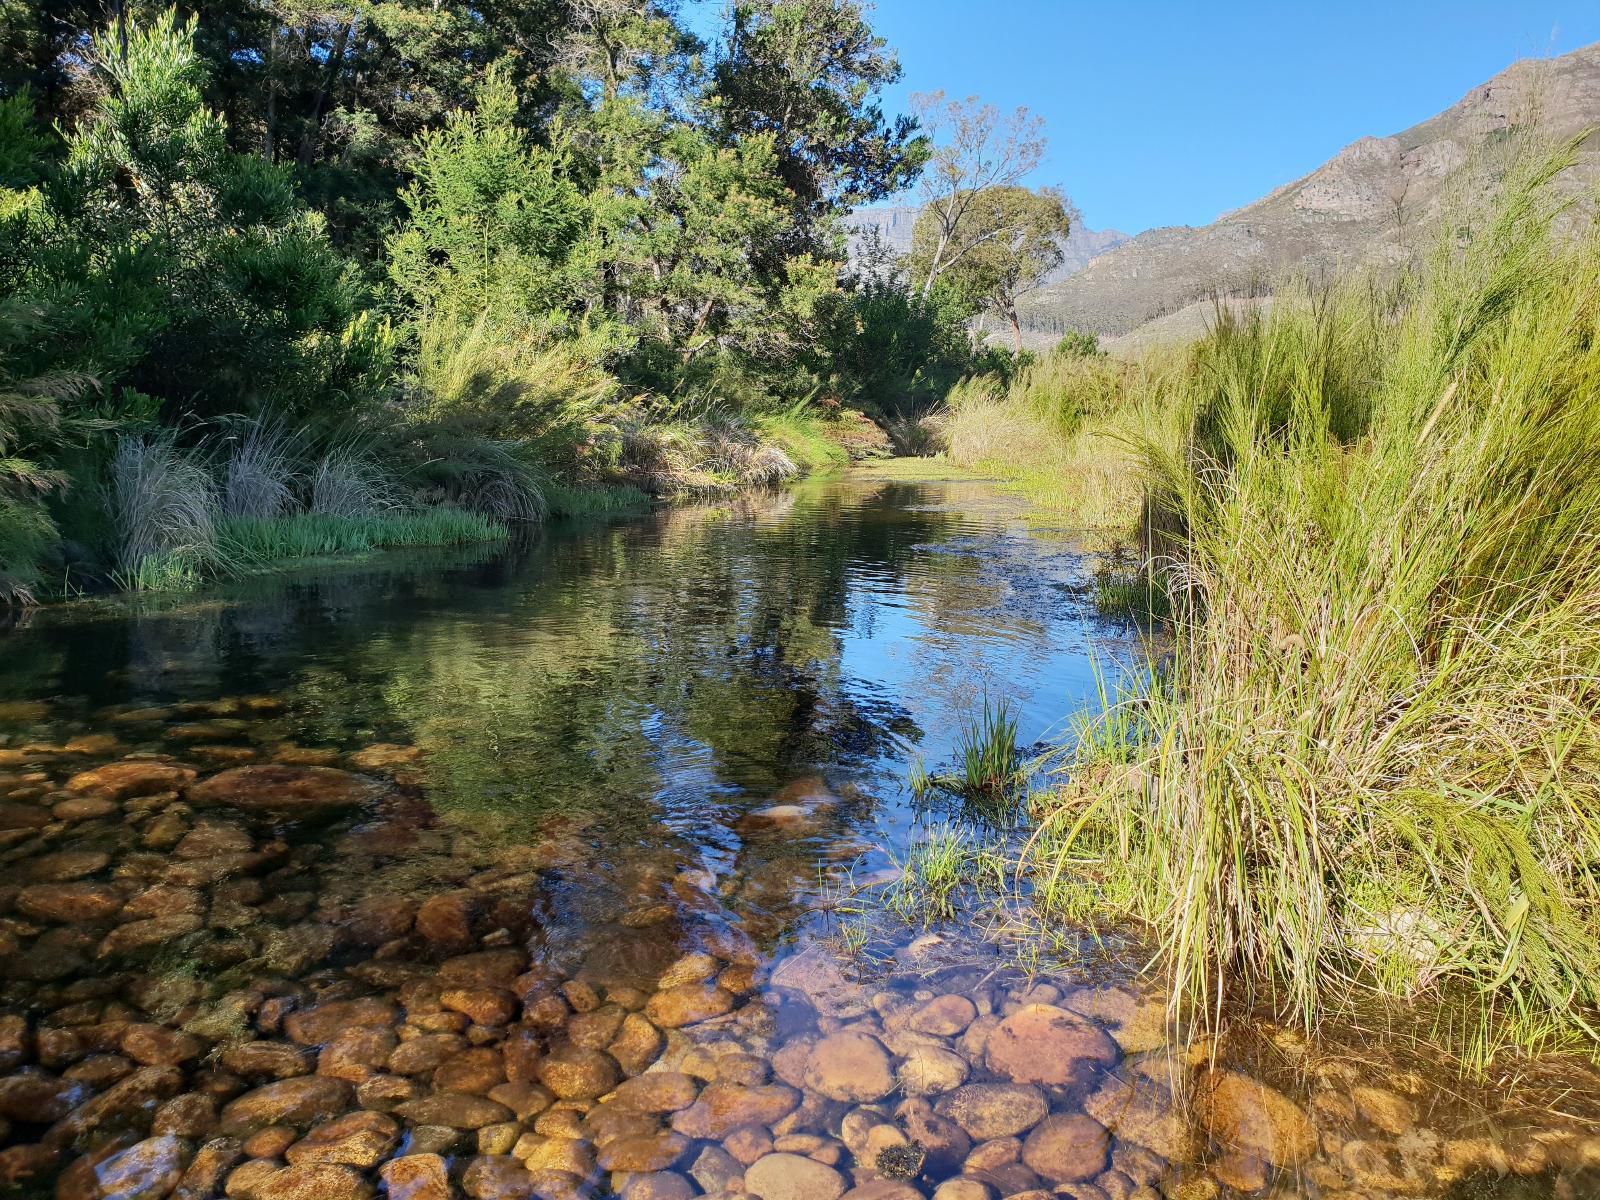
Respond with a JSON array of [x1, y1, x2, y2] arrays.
[[1019, 43, 1600, 347]]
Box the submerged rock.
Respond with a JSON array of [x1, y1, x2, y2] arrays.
[[645, 983, 735, 1028], [984, 1005, 1119, 1089], [670, 1084, 801, 1139], [744, 1152, 846, 1200], [804, 1031, 895, 1102], [1195, 1070, 1316, 1167], [65, 761, 196, 800], [936, 1083, 1049, 1141], [218, 1077, 354, 1135], [1021, 1114, 1111, 1182], [16, 882, 124, 923], [186, 765, 384, 817], [379, 1153, 450, 1200], [93, 1134, 187, 1200], [536, 1044, 619, 1100]]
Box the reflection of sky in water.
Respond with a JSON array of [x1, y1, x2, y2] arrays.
[[831, 523, 1127, 844]]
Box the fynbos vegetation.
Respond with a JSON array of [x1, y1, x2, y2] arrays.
[[0, 2, 981, 600]]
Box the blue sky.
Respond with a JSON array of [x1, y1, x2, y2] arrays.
[[839, 1, 1600, 234]]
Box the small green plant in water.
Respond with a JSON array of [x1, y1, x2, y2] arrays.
[[909, 700, 1025, 819], [114, 550, 208, 593], [1093, 560, 1171, 620], [957, 699, 1019, 798], [885, 824, 1001, 925]]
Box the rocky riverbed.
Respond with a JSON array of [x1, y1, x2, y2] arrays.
[[1, 702, 1599, 1200], [4, 484, 1600, 1200]]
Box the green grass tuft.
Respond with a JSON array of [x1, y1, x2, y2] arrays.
[[219, 510, 506, 564]]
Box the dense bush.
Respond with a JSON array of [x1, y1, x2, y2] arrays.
[[0, 2, 925, 599]]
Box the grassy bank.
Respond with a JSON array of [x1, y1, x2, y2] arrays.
[[905, 144, 1600, 1063], [219, 511, 508, 562], [68, 406, 861, 598], [929, 349, 1177, 533]]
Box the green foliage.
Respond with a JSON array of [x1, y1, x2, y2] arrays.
[[8, 9, 392, 421], [711, 0, 925, 229], [0, 301, 92, 603], [815, 260, 979, 410], [219, 510, 505, 563], [0, 89, 51, 188], [1028, 144, 1600, 1056], [912, 186, 1071, 349], [1055, 329, 1099, 358], [0, 0, 916, 598], [389, 62, 586, 325]]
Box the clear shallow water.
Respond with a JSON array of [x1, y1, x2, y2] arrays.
[[0, 475, 1593, 1200]]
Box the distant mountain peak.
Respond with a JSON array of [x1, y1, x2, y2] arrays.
[[1019, 42, 1600, 350]]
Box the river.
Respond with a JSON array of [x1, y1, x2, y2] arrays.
[[0, 474, 1592, 1199]]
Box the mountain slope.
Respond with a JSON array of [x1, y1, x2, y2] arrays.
[[1021, 44, 1600, 345]]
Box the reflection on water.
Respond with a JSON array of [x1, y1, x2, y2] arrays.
[[0, 477, 1593, 1199]]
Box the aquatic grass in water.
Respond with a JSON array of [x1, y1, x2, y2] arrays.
[[1026, 140, 1600, 1057], [1092, 555, 1172, 620], [956, 698, 1020, 802], [886, 824, 999, 924], [909, 700, 1026, 820], [219, 510, 507, 564]]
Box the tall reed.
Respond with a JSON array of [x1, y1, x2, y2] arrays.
[[1028, 139, 1600, 1056]]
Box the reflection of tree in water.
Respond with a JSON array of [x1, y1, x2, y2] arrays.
[[365, 485, 972, 829], [1, 479, 1078, 971]]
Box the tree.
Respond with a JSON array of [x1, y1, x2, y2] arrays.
[[11, 10, 389, 420], [388, 62, 587, 327], [709, 0, 924, 251], [909, 91, 1046, 298], [917, 186, 1071, 353], [555, 0, 696, 103]]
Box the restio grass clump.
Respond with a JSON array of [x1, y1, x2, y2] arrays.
[[1025, 140, 1600, 1060], [109, 430, 510, 591], [909, 699, 1026, 821]]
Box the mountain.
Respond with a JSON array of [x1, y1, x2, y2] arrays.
[[846, 204, 1129, 285], [1018, 43, 1600, 348]]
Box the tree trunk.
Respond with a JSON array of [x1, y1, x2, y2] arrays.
[[681, 299, 718, 361], [919, 227, 950, 299], [297, 21, 353, 168], [263, 25, 277, 162], [1007, 307, 1023, 355]]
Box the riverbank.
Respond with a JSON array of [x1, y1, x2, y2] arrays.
[[22, 410, 877, 605], [882, 149, 1600, 1070]]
